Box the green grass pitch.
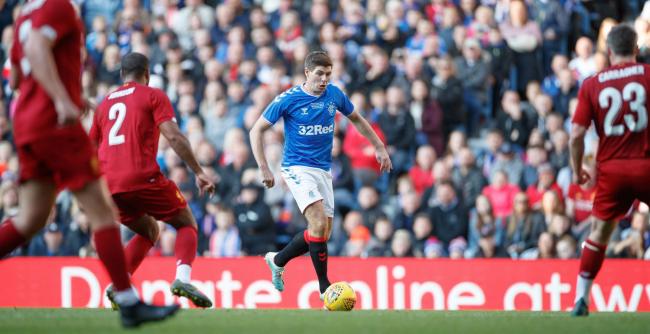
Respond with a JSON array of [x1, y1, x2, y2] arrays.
[[0, 309, 648, 334]]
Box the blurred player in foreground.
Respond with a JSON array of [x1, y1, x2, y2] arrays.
[[0, 0, 178, 327]]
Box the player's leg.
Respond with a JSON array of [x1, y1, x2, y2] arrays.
[[572, 163, 630, 317], [123, 215, 160, 274], [164, 207, 212, 307], [572, 218, 616, 316], [72, 180, 179, 326], [0, 180, 57, 257], [304, 200, 331, 294]]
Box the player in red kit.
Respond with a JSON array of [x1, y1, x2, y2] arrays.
[[0, 0, 179, 327], [570, 24, 650, 316], [90, 52, 215, 308]]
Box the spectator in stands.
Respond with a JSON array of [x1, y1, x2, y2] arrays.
[[365, 216, 393, 257], [520, 231, 555, 259], [409, 145, 436, 196], [428, 180, 468, 253], [483, 169, 521, 219], [553, 69, 578, 116], [455, 38, 490, 136], [497, 90, 531, 149], [208, 205, 241, 258], [343, 107, 386, 187], [357, 186, 386, 231], [393, 191, 421, 232], [431, 55, 466, 141], [499, 0, 542, 95], [0, 180, 18, 220], [451, 147, 486, 208], [389, 229, 414, 257], [542, 54, 568, 99], [541, 190, 564, 226], [28, 221, 64, 257], [234, 182, 275, 255], [410, 79, 444, 154], [63, 206, 92, 257], [569, 37, 597, 83], [342, 224, 372, 257], [608, 211, 648, 259], [526, 163, 563, 209], [465, 195, 500, 258], [378, 86, 416, 174], [556, 235, 577, 259], [476, 128, 505, 178], [412, 214, 434, 257], [490, 142, 524, 185]]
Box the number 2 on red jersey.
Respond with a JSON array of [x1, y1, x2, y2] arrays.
[[108, 102, 126, 146]]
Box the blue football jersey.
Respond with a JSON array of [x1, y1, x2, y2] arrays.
[[262, 84, 354, 170]]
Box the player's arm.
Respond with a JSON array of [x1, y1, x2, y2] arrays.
[[249, 117, 275, 188], [159, 120, 215, 196], [569, 124, 589, 185], [23, 30, 79, 125], [346, 110, 392, 172], [9, 64, 21, 90]]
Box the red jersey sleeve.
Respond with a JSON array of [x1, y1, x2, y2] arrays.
[[150, 89, 175, 126], [27, 0, 78, 45], [572, 79, 594, 127]]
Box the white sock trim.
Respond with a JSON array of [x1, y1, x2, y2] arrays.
[[176, 264, 192, 283], [114, 287, 138, 306]]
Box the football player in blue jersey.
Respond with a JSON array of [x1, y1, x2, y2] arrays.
[[249, 50, 392, 298]]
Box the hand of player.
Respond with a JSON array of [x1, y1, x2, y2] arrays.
[[81, 97, 96, 118], [260, 166, 275, 188], [375, 146, 392, 173], [54, 98, 80, 126], [572, 168, 591, 185], [195, 172, 216, 197]]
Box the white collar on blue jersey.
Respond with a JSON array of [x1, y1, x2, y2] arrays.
[[300, 83, 324, 97]]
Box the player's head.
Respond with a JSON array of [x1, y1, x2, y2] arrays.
[[304, 50, 333, 95], [606, 24, 638, 60], [121, 52, 150, 84]]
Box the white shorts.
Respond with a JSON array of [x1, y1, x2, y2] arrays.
[[281, 165, 334, 217]]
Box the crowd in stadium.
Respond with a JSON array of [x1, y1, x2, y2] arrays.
[[2, 0, 650, 260]]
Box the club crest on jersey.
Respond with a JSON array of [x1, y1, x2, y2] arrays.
[[327, 102, 336, 116], [301, 107, 309, 115]]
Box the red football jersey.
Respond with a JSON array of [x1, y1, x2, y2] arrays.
[[573, 62, 650, 162], [11, 0, 84, 145], [90, 82, 176, 193]]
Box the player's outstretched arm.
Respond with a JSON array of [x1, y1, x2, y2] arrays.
[[159, 120, 215, 196], [569, 124, 590, 185], [347, 111, 392, 173], [23, 30, 79, 126], [249, 117, 275, 188]]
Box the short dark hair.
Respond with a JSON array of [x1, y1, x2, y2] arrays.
[[304, 50, 332, 71], [606, 24, 637, 56], [121, 52, 149, 79]]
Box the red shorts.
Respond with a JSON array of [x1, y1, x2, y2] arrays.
[[17, 130, 100, 191], [593, 159, 650, 221], [111, 178, 187, 225]]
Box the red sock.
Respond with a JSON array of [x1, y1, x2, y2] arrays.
[[579, 239, 607, 279], [124, 234, 154, 275], [175, 226, 197, 266], [0, 219, 26, 257], [93, 226, 131, 291]]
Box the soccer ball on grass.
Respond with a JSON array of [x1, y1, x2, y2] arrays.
[[323, 281, 356, 311]]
